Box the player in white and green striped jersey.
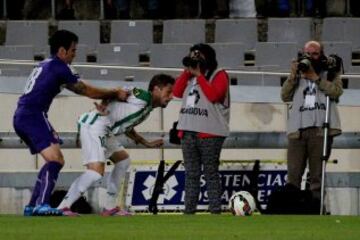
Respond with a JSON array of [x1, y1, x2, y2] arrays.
[[57, 74, 175, 216]]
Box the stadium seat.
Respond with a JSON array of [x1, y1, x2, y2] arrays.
[[97, 43, 139, 66], [322, 41, 352, 73], [349, 66, 360, 74], [229, 66, 282, 86], [255, 42, 298, 70], [322, 18, 360, 50], [0, 45, 34, 60], [76, 67, 129, 81], [5, 21, 49, 55], [162, 19, 205, 44], [0, 45, 35, 76], [150, 43, 191, 68], [214, 19, 257, 50], [110, 20, 153, 52], [267, 18, 313, 47], [132, 69, 178, 83], [210, 43, 245, 69], [58, 21, 100, 52]]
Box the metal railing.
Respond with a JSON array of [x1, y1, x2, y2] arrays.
[[1, 132, 360, 149]]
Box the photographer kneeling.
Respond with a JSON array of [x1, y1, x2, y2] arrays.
[[281, 40, 343, 201], [173, 43, 230, 214]]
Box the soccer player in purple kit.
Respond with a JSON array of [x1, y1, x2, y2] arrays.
[[13, 30, 128, 216]]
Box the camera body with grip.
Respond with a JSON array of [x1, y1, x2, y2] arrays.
[[297, 52, 342, 73]]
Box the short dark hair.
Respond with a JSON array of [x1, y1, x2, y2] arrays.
[[148, 74, 175, 91], [49, 30, 78, 55]]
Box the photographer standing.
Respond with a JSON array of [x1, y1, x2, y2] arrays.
[[173, 43, 230, 214], [281, 40, 343, 200]]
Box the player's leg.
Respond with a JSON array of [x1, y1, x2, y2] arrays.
[[32, 143, 65, 216], [13, 112, 63, 216], [57, 162, 103, 216], [101, 136, 132, 216], [57, 125, 106, 215]]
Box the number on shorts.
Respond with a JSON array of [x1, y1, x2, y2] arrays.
[[24, 67, 43, 94], [99, 136, 106, 147]]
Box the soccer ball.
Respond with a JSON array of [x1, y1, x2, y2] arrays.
[[228, 191, 256, 216]]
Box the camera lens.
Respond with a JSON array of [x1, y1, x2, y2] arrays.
[[182, 56, 192, 67], [182, 56, 199, 68], [298, 58, 311, 72]]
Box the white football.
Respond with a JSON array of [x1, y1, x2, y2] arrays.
[[228, 191, 256, 216]]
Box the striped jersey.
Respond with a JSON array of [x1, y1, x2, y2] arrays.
[[78, 87, 152, 135]]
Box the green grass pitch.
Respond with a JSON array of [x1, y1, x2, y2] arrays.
[[0, 214, 360, 240]]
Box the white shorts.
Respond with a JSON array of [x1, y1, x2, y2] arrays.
[[80, 125, 125, 165]]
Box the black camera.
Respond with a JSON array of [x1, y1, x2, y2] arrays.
[[297, 52, 342, 73], [182, 50, 206, 68], [182, 56, 201, 68], [297, 52, 313, 72]]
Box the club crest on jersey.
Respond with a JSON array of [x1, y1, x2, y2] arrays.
[[133, 88, 141, 97]]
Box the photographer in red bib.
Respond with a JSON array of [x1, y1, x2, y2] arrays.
[[281, 40, 343, 201], [173, 43, 230, 214]]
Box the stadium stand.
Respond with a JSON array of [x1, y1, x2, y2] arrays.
[[149, 43, 191, 68], [255, 42, 298, 70], [322, 18, 360, 50], [110, 20, 153, 52], [96, 43, 140, 66], [210, 43, 245, 69], [162, 19, 205, 44], [0, 45, 34, 60], [0, 45, 35, 76], [58, 20, 100, 52], [322, 41, 352, 73], [73, 44, 89, 63], [5, 20, 49, 58], [267, 18, 313, 47], [214, 19, 258, 50]]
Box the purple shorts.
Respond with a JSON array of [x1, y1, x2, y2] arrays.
[[13, 110, 60, 154]]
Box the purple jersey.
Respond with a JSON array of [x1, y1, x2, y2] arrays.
[[17, 56, 79, 113]]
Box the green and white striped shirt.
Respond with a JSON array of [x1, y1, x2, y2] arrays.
[[78, 87, 152, 135]]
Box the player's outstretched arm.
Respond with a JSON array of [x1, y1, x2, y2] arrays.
[[125, 129, 164, 148], [66, 80, 129, 101]]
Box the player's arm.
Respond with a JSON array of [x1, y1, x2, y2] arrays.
[[66, 80, 129, 101], [125, 128, 164, 148]]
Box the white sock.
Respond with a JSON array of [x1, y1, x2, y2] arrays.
[[57, 169, 102, 209], [105, 158, 130, 210]]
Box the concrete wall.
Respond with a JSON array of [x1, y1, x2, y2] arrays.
[[1, 92, 360, 172]]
